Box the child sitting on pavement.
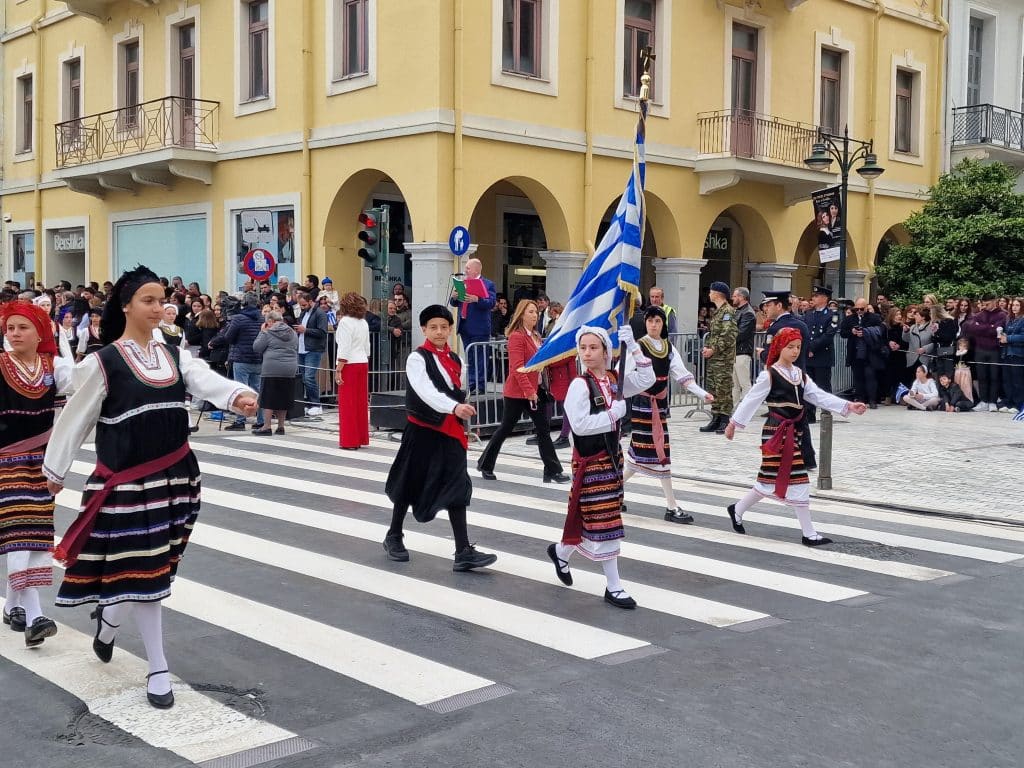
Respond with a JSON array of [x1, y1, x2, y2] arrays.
[[902, 365, 940, 411], [937, 372, 973, 412]]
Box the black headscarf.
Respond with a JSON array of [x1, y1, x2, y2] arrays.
[[100, 265, 161, 345]]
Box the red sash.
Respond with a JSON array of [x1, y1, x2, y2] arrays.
[[561, 449, 607, 545], [54, 442, 192, 566]]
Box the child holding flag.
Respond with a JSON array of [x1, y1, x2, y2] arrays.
[[546, 324, 654, 609]]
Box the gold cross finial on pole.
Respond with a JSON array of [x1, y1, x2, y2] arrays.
[[639, 46, 655, 103]]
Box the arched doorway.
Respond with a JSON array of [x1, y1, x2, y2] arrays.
[[467, 177, 569, 305], [871, 223, 911, 299], [322, 169, 416, 297], [699, 204, 776, 295]]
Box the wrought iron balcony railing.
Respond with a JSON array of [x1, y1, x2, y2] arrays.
[[951, 104, 1024, 153], [55, 96, 219, 169], [698, 109, 820, 167]]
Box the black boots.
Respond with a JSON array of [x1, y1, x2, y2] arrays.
[[699, 414, 726, 433]]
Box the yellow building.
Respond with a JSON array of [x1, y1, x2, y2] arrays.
[[1, 0, 945, 331]]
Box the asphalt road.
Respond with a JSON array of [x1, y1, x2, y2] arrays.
[[2, 430, 1021, 768]]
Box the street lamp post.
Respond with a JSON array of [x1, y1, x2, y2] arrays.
[[804, 127, 885, 490]]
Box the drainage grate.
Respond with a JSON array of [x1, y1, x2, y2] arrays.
[[198, 736, 318, 768], [423, 683, 515, 714], [827, 541, 914, 560]]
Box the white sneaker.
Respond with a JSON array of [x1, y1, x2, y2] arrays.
[[973, 401, 989, 411], [998, 406, 1013, 413], [988, 403, 999, 412], [307, 406, 323, 416]]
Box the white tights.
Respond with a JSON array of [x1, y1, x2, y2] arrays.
[[554, 545, 630, 597], [622, 467, 677, 509], [733, 488, 820, 538], [6, 551, 53, 624], [97, 601, 171, 695]]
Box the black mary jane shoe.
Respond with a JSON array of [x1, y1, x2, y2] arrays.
[[146, 671, 175, 709], [543, 473, 570, 484], [90, 605, 119, 663], [24, 616, 58, 647], [604, 589, 637, 609], [726, 504, 746, 534], [546, 543, 573, 586], [801, 536, 834, 547], [664, 507, 695, 524], [3, 607, 26, 633]]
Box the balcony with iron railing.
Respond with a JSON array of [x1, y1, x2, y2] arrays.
[[53, 96, 220, 198], [693, 109, 835, 201], [951, 104, 1024, 167]]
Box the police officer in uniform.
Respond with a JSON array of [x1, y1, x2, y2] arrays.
[[804, 285, 839, 423], [757, 290, 817, 469], [699, 281, 737, 434]]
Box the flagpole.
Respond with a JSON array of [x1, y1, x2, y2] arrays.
[[616, 47, 653, 400]]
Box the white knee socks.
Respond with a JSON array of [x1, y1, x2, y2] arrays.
[[601, 557, 627, 595], [135, 602, 170, 695], [791, 503, 818, 538], [660, 477, 677, 509], [554, 543, 574, 573], [733, 488, 764, 521], [97, 602, 131, 644]]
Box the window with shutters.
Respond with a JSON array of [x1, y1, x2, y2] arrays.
[[16, 75, 33, 154], [820, 49, 842, 134], [895, 69, 914, 153]]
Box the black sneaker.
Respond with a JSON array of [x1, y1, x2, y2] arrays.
[[224, 422, 247, 431], [25, 616, 57, 647], [3, 607, 26, 632], [453, 544, 497, 572], [664, 507, 694, 524], [383, 534, 410, 562]]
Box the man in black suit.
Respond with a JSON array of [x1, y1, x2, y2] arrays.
[[839, 297, 886, 409], [757, 290, 817, 469], [804, 285, 840, 423]]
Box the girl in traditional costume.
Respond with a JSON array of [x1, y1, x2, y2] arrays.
[[1, 301, 75, 646], [723, 327, 867, 545], [622, 306, 714, 524], [383, 305, 497, 572], [154, 303, 184, 348], [43, 265, 258, 709], [546, 324, 653, 608]]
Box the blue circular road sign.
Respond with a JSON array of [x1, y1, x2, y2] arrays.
[[448, 226, 471, 257]]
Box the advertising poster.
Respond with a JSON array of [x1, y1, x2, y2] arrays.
[[811, 186, 842, 265]]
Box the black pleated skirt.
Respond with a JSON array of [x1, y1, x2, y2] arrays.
[[385, 423, 472, 523]]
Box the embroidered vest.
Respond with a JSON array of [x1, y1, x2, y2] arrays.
[[0, 353, 57, 449], [405, 349, 466, 426], [572, 373, 619, 458]]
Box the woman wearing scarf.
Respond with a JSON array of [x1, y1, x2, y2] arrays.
[[42, 265, 258, 710], [154, 303, 184, 348], [383, 305, 497, 572], [723, 327, 867, 546], [546, 324, 653, 609], [31, 294, 74, 360], [0, 301, 75, 647], [622, 306, 714, 524]]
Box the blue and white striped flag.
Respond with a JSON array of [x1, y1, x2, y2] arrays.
[[522, 103, 647, 372], [894, 383, 910, 404], [1013, 406, 1024, 422]]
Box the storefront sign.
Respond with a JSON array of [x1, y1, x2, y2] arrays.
[[52, 229, 85, 252], [703, 228, 731, 259]]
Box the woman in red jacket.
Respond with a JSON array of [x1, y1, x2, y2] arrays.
[[476, 300, 568, 483]]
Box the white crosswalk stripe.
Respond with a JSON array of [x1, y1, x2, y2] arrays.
[[8, 431, 1020, 765]]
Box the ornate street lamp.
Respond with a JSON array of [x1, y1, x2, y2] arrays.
[[804, 126, 885, 297]]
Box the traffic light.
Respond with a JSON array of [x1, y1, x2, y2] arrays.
[[357, 207, 388, 271]]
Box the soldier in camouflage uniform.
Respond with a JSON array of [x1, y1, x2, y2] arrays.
[[700, 281, 738, 434]]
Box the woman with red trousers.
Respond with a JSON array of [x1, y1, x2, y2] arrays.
[[476, 300, 569, 483]]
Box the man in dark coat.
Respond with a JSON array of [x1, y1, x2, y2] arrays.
[[839, 297, 887, 409], [804, 285, 840, 423], [758, 290, 816, 469]]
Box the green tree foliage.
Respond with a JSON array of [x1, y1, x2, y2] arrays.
[[875, 160, 1024, 304]]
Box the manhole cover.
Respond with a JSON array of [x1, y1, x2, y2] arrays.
[[56, 708, 137, 747], [828, 541, 914, 560]]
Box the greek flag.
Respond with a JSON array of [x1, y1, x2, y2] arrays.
[[894, 383, 910, 404], [1014, 406, 1024, 422], [522, 103, 647, 372]]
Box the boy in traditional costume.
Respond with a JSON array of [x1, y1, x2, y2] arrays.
[[44, 265, 258, 709], [723, 327, 867, 545], [546, 324, 654, 608], [383, 305, 497, 572]]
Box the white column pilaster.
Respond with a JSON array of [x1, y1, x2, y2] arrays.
[[538, 250, 588, 305], [405, 242, 476, 347], [654, 257, 708, 335], [745, 262, 799, 303]]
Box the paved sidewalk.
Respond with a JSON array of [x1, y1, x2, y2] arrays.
[[195, 404, 1024, 525]]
